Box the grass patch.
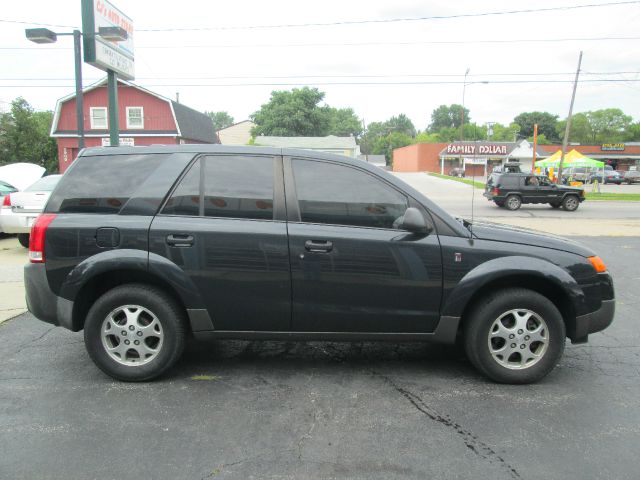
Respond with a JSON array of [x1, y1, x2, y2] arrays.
[[585, 192, 640, 201], [428, 172, 485, 189]]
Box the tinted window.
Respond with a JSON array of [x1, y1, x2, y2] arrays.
[[499, 175, 520, 187], [162, 155, 274, 220], [162, 161, 201, 216], [47, 154, 166, 214], [292, 159, 408, 229], [203, 156, 273, 220]]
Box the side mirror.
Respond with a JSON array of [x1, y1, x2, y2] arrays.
[[400, 207, 431, 234]]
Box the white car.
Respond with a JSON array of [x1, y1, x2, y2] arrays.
[[1, 175, 62, 247]]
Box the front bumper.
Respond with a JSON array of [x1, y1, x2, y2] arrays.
[[572, 299, 615, 343], [24, 263, 74, 330]]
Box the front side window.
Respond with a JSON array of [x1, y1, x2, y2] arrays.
[[292, 159, 408, 229], [162, 155, 274, 220], [90, 107, 108, 129], [126, 107, 144, 129]]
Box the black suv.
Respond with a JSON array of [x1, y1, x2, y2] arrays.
[[485, 172, 585, 211], [24, 146, 615, 384]]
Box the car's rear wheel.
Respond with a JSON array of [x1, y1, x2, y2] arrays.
[[464, 288, 565, 384], [84, 284, 186, 381], [17, 233, 29, 248], [504, 195, 521, 210], [562, 195, 580, 211]]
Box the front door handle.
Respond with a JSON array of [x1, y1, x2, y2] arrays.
[[166, 234, 194, 247], [305, 240, 333, 253]]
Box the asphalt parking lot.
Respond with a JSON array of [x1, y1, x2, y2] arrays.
[[1, 235, 639, 480]]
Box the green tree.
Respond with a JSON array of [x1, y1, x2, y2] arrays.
[[556, 109, 632, 144], [251, 87, 330, 137], [205, 111, 234, 132], [371, 132, 413, 166], [326, 107, 362, 137], [385, 114, 416, 137], [0, 98, 58, 173], [624, 122, 640, 141], [513, 111, 560, 142], [360, 115, 416, 154], [585, 108, 631, 143], [413, 131, 442, 143], [428, 104, 470, 132]]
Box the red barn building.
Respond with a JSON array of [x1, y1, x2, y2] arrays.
[[51, 78, 217, 172]]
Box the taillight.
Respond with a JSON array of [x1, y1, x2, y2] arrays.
[[29, 213, 56, 263], [492, 187, 500, 195], [2, 194, 10, 206]]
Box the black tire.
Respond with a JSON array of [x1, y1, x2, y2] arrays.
[[504, 194, 521, 211], [463, 288, 566, 384], [550, 203, 561, 209], [493, 200, 504, 207], [562, 195, 580, 211], [17, 233, 30, 248], [84, 284, 186, 381]]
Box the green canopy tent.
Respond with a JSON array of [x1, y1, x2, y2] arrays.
[[535, 149, 604, 182]]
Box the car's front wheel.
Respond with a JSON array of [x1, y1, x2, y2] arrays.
[[464, 288, 565, 384], [504, 195, 522, 210], [562, 195, 580, 211], [84, 284, 186, 381]]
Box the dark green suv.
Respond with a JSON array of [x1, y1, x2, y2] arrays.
[[484, 172, 585, 211]]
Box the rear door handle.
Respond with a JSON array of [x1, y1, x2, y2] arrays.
[[166, 234, 194, 247], [304, 240, 333, 253]]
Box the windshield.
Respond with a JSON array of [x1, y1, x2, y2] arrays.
[[25, 175, 61, 192]]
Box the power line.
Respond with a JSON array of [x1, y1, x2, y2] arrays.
[[1, 71, 639, 82], [136, 1, 640, 31], [1, 36, 638, 52], [2, 1, 637, 33], [0, 18, 77, 28], [0, 79, 637, 88]]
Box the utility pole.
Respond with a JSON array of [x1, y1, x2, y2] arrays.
[[532, 123, 538, 173], [557, 51, 583, 183]]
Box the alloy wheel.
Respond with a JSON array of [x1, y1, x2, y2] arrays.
[[487, 309, 549, 370]]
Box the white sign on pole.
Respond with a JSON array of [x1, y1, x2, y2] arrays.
[[82, 0, 135, 80]]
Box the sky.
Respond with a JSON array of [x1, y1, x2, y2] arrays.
[[1, 0, 639, 131]]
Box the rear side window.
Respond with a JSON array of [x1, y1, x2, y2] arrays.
[[47, 154, 166, 214], [292, 159, 408, 229], [500, 176, 520, 187], [162, 155, 274, 220]]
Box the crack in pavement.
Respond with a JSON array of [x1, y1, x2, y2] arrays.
[[9, 326, 56, 357], [313, 343, 521, 479], [373, 371, 521, 480]]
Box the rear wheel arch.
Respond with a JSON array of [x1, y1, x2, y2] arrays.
[[71, 268, 190, 333]]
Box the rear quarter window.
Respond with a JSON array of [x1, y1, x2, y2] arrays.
[[499, 175, 521, 187], [46, 154, 167, 214]]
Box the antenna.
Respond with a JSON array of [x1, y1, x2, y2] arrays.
[[470, 140, 476, 238]]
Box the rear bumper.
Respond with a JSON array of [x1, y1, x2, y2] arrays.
[[24, 263, 75, 330], [0, 209, 38, 234], [572, 299, 615, 343]]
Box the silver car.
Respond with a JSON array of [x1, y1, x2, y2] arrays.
[[0, 175, 61, 247]]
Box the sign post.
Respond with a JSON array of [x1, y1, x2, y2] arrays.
[[81, 0, 134, 147]]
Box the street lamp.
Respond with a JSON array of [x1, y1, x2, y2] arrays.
[[25, 26, 128, 151], [26, 27, 85, 149]]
